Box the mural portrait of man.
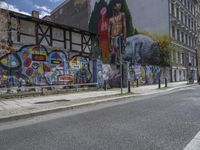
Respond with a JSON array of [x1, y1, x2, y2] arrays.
[[109, 0, 127, 64], [89, 0, 134, 64]]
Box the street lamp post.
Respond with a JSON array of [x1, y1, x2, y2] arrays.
[[119, 37, 123, 94]]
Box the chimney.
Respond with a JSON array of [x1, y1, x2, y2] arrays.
[[32, 10, 39, 18]]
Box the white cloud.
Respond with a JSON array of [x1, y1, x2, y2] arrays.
[[34, 5, 51, 18], [35, 5, 51, 13], [49, 0, 63, 3], [0, 1, 30, 16], [39, 11, 50, 18]]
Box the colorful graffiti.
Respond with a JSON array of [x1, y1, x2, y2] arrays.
[[47, 50, 71, 85], [128, 65, 170, 85], [89, 0, 134, 64], [102, 64, 121, 87], [0, 45, 93, 87], [0, 45, 21, 70], [95, 59, 104, 87], [69, 56, 92, 84], [17, 45, 48, 85]]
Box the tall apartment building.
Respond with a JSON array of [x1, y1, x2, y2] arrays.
[[169, 0, 198, 82], [51, 0, 199, 82], [197, 0, 200, 79]]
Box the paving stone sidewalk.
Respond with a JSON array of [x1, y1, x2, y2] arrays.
[[0, 81, 197, 122]]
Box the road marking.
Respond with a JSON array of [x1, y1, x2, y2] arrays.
[[184, 131, 200, 150]]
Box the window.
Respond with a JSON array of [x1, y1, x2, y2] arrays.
[[176, 52, 180, 63], [194, 22, 197, 32], [184, 0, 186, 6], [177, 29, 180, 41], [172, 26, 175, 38], [185, 34, 188, 45], [178, 51, 181, 63], [181, 32, 184, 43], [188, 17, 191, 28], [182, 53, 185, 65], [176, 6, 180, 19], [189, 36, 191, 46], [190, 2, 193, 12], [195, 39, 197, 47], [194, 57, 196, 66], [192, 55, 195, 66], [181, 11, 184, 23], [173, 50, 176, 63], [185, 14, 187, 26], [191, 19, 194, 31], [171, 3, 175, 16]]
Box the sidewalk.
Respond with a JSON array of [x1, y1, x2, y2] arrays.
[[0, 81, 197, 122]]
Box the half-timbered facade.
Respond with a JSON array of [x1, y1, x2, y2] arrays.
[[0, 8, 100, 87]]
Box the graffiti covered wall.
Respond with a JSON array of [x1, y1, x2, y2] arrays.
[[69, 55, 92, 84], [102, 64, 121, 87], [0, 44, 93, 87], [128, 65, 170, 85]]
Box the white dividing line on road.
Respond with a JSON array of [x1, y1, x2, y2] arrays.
[[184, 131, 200, 150]]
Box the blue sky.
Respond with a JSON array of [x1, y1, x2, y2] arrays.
[[0, 0, 65, 18]]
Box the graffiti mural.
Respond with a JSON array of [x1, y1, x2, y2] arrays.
[[47, 50, 71, 85], [102, 64, 121, 87], [89, 0, 134, 64], [0, 44, 93, 87], [17, 45, 49, 85], [89, 0, 161, 67], [96, 59, 104, 87], [160, 67, 171, 82], [69, 56, 92, 84], [0, 45, 21, 70], [128, 65, 169, 85], [145, 65, 154, 84], [0, 45, 22, 87], [124, 35, 160, 65]]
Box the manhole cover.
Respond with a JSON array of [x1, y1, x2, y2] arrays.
[[35, 99, 70, 104]]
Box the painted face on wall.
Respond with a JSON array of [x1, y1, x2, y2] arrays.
[[100, 7, 107, 16], [114, 3, 122, 13]]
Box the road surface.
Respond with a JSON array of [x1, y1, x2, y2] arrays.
[[0, 86, 200, 150]]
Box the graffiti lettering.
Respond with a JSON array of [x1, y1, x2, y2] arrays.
[[0, 45, 93, 87]]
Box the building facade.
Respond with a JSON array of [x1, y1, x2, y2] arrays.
[[197, 0, 200, 80], [0, 8, 98, 87], [169, 0, 198, 82], [50, 0, 200, 82], [51, 0, 89, 31]]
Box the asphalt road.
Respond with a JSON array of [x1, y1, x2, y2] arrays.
[[0, 86, 200, 150]]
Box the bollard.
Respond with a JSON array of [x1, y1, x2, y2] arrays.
[[136, 79, 139, 87], [165, 78, 167, 87], [104, 80, 107, 91], [158, 79, 161, 89], [128, 81, 131, 93]]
